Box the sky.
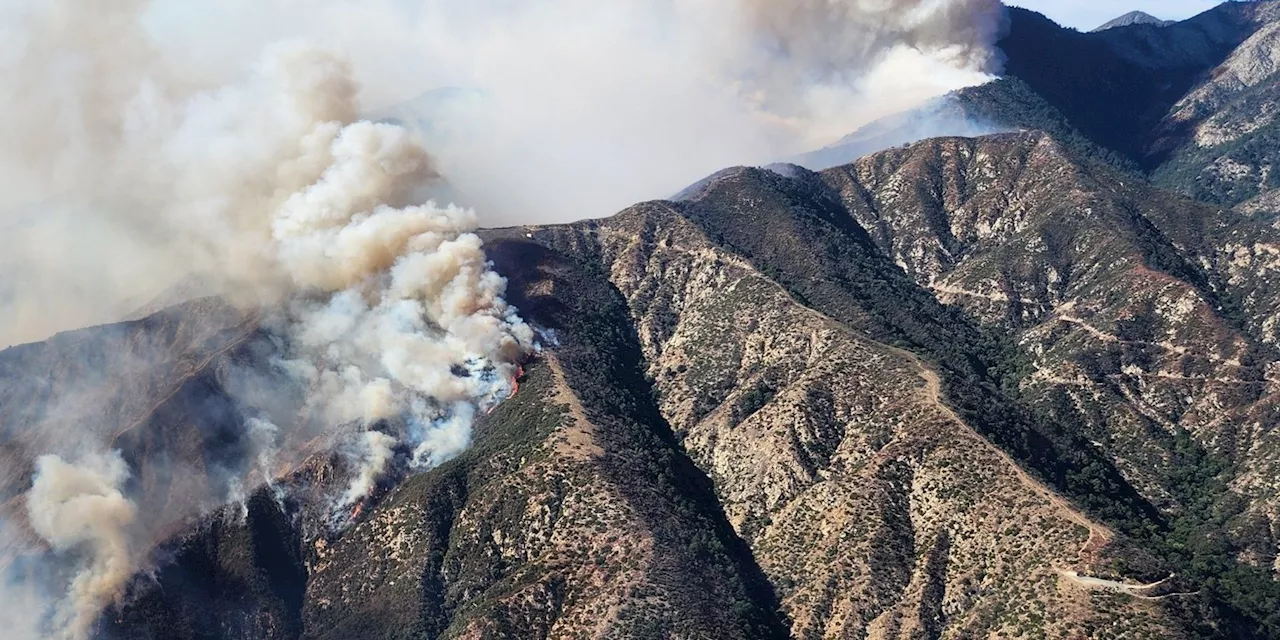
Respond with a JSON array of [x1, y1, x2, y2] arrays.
[[1013, 0, 1224, 30]]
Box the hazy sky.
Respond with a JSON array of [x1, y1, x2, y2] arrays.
[[1013, 0, 1223, 30]]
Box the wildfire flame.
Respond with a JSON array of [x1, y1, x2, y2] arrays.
[[485, 365, 525, 415], [510, 366, 524, 399], [348, 499, 367, 523]]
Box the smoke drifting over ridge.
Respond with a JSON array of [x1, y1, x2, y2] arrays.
[[115, 0, 1012, 224], [360, 0, 1008, 221], [1, 1, 532, 637], [0, 0, 1005, 636], [0, 0, 1007, 346]]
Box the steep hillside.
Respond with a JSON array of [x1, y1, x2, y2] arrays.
[[995, 1, 1280, 211], [5, 132, 1280, 639], [522, 131, 1280, 636], [995, 5, 1258, 163], [0, 298, 291, 555], [1154, 16, 1280, 207], [87, 204, 1201, 638], [74, 246, 788, 640], [814, 133, 1280, 634], [519, 202, 1199, 638]]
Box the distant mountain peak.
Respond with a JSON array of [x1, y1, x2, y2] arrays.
[[1092, 10, 1173, 32]]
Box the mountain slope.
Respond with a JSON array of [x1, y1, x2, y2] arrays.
[[995, 5, 1257, 163], [516, 203, 1194, 638], [817, 131, 1280, 522], [0, 298, 290, 555], [90, 202, 1197, 638], [87, 248, 790, 640], [524, 132, 1280, 636], [1153, 16, 1280, 207], [5, 132, 1280, 638], [814, 133, 1280, 634], [993, 1, 1280, 211]]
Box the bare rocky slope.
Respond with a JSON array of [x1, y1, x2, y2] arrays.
[[4, 131, 1280, 638], [519, 132, 1280, 637], [1153, 10, 1280, 209]]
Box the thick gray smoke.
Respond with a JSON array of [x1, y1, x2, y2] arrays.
[[731, 0, 1005, 123], [129, 0, 1012, 221], [340, 431, 399, 508], [360, 0, 1008, 221]]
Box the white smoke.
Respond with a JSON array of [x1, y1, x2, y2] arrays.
[[155, 41, 533, 516], [724, 0, 1005, 139], [340, 431, 398, 508], [792, 95, 1009, 170], [25, 452, 137, 640], [247, 417, 287, 509], [132, 0, 1007, 223], [0, 569, 46, 640], [361, 0, 1007, 221], [227, 417, 287, 521]]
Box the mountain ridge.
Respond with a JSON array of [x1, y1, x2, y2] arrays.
[[1094, 11, 1174, 32], [3, 130, 1266, 638]]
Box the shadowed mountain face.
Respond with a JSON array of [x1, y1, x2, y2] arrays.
[[5, 131, 1280, 639], [995, 3, 1275, 165], [822, 2, 1280, 215], [819, 4, 1262, 171]]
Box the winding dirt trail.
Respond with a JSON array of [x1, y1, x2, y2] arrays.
[[1060, 571, 1198, 600], [574, 211, 1116, 566], [564, 213, 1215, 612], [901, 348, 1109, 548], [759, 269, 1115, 561], [900, 344, 1211, 601]]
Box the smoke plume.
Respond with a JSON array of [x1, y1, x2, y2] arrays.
[[25, 453, 137, 640], [1, 0, 535, 634], [340, 431, 399, 508], [791, 95, 1009, 170], [359, 0, 1008, 221]]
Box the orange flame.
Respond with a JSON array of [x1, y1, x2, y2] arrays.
[[348, 499, 367, 522], [508, 369, 523, 399], [485, 366, 526, 415]]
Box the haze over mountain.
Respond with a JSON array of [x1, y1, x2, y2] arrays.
[[5, 1, 1280, 640]]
